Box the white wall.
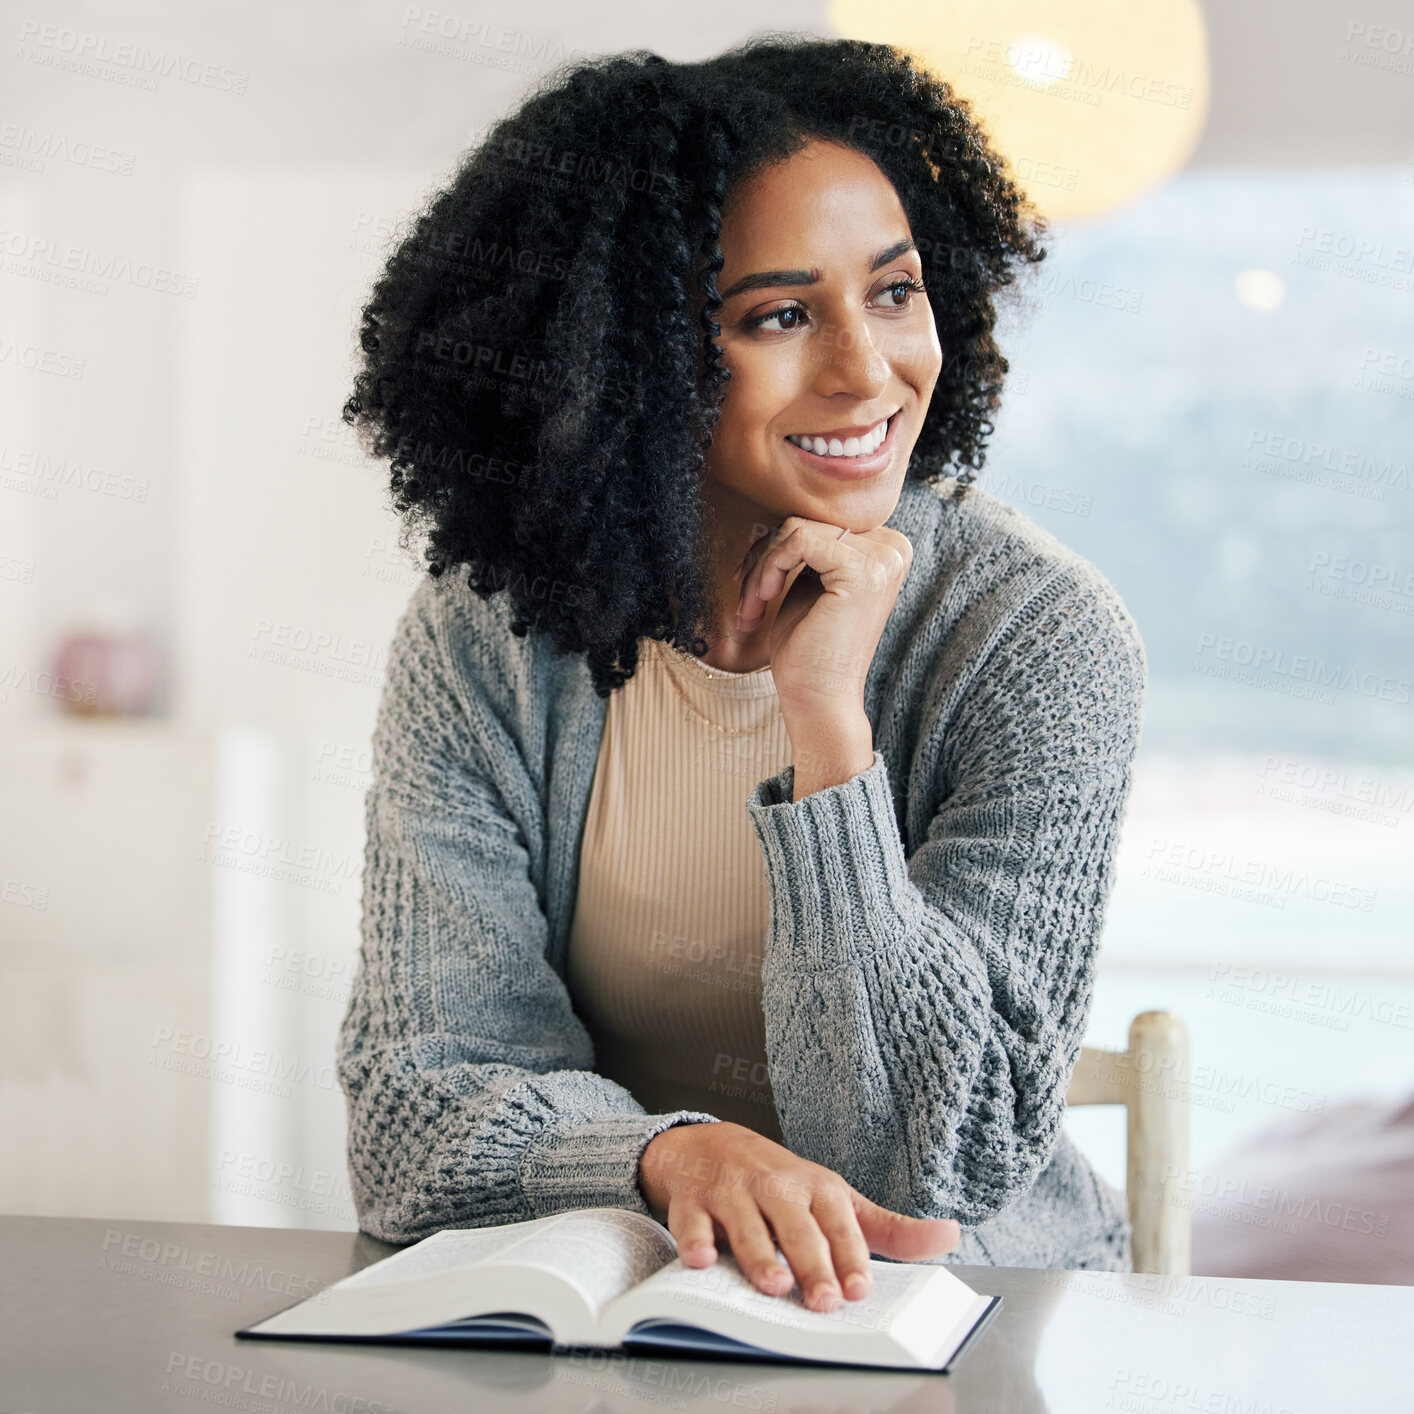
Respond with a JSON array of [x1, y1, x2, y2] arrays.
[[173, 169, 432, 1226]]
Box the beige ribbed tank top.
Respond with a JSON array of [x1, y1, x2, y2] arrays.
[[565, 635, 793, 1143]]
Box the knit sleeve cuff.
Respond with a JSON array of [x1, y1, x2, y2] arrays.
[[520, 1109, 722, 1220], [745, 749, 930, 973]]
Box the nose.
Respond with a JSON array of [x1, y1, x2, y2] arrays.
[[810, 307, 889, 402]]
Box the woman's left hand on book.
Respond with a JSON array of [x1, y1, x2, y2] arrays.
[[637, 1121, 960, 1314]]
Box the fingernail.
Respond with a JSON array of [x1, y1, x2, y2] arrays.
[[812, 1284, 841, 1311], [844, 1273, 869, 1299]]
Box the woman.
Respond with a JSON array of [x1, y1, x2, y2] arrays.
[[337, 34, 1146, 1314]]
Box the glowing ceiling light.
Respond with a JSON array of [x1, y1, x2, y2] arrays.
[[1235, 269, 1285, 313], [829, 0, 1211, 224], [1009, 34, 1072, 87]]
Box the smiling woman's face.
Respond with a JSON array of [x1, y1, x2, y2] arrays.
[[698, 137, 943, 534]]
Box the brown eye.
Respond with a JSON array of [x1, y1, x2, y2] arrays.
[[877, 277, 926, 307], [747, 305, 808, 333]]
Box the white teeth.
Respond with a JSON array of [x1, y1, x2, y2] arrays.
[[788, 416, 890, 457]]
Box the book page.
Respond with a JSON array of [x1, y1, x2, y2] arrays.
[[607, 1252, 930, 1338], [336, 1208, 677, 1316], [335, 1223, 548, 1291], [601, 1252, 995, 1369], [496, 1209, 678, 1314]]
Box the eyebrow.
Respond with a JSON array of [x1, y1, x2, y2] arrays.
[[718, 238, 919, 301]]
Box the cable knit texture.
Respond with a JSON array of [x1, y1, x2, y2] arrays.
[[337, 476, 1147, 1271]]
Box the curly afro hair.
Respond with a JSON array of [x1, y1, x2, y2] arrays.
[[342, 32, 1048, 698]]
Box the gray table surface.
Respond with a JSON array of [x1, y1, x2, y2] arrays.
[[0, 1214, 1406, 1413]]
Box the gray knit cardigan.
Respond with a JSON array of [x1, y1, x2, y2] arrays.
[[337, 474, 1147, 1271]]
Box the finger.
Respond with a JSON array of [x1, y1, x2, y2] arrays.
[[668, 1193, 718, 1268], [735, 522, 782, 586], [811, 1187, 875, 1302], [759, 1193, 842, 1312], [741, 533, 810, 627], [852, 1192, 961, 1262], [714, 1198, 795, 1297], [737, 525, 794, 628], [739, 526, 820, 628], [740, 522, 868, 628]]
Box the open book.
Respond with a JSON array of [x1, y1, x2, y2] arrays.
[[236, 1207, 1001, 1373]]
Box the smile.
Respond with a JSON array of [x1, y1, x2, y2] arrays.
[[785, 412, 896, 459], [782, 411, 901, 480]]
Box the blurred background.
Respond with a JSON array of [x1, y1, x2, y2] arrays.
[[1, 0, 1410, 1283]]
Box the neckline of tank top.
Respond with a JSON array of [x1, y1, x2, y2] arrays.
[[648, 636, 781, 698]]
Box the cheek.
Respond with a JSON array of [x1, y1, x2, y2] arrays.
[[721, 348, 793, 445], [924, 323, 944, 386], [891, 322, 942, 388]]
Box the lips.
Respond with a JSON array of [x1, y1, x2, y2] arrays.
[[785, 411, 896, 459], [783, 411, 900, 480]]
